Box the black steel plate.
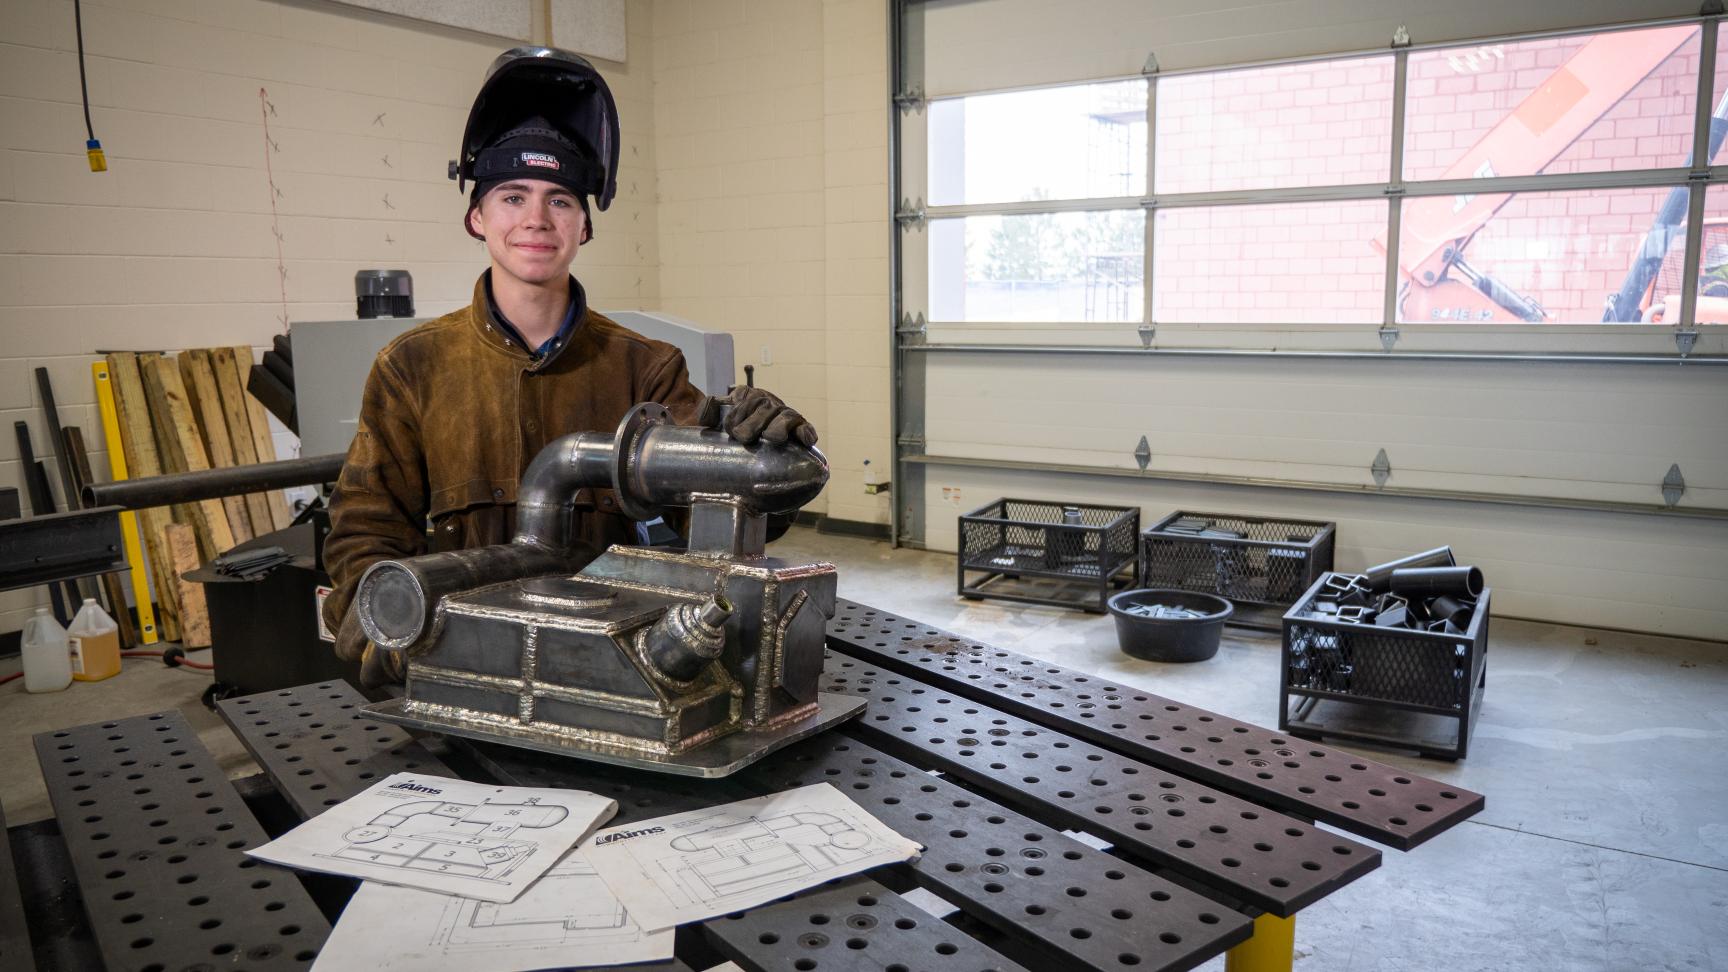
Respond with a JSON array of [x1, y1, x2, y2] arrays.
[[33, 710, 330, 972], [823, 657, 1378, 916], [216, 681, 453, 816], [475, 720, 1248, 972], [0, 799, 34, 971], [743, 734, 1250, 972], [707, 874, 1030, 972], [828, 598, 1483, 850]]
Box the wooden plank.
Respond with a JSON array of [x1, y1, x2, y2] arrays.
[[62, 426, 138, 649], [163, 523, 210, 648], [104, 353, 180, 642], [210, 346, 289, 533], [178, 350, 254, 543], [232, 345, 293, 529], [139, 354, 235, 560]]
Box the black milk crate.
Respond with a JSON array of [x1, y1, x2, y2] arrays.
[[1138, 510, 1335, 629], [958, 498, 1138, 613], [1279, 571, 1489, 761]]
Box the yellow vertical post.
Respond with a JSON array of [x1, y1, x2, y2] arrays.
[[93, 361, 160, 645], [1226, 912, 1296, 972]]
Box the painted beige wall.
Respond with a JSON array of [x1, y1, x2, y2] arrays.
[[0, 0, 662, 633], [651, 0, 892, 526]]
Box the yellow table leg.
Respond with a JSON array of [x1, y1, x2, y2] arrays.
[[1226, 912, 1296, 972]]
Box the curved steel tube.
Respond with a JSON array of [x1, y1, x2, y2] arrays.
[[359, 403, 828, 653]]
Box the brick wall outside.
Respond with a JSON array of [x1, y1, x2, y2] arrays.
[[1150, 25, 1710, 324]]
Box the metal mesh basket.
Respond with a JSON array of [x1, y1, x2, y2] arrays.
[[1139, 511, 1335, 625], [958, 498, 1138, 612], [1279, 571, 1489, 760]]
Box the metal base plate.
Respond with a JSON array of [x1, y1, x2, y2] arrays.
[[361, 691, 867, 778]]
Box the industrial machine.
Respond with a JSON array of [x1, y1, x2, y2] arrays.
[[354, 399, 864, 778]]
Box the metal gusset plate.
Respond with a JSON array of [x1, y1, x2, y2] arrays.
[[33, 710, 330, 972], [828, 598, 1483, 850], [824, 658, 1379, 917], [742, 734, 1251, 972], [216, 681, 453, 816], [707, 875, 1031, 972], [0, 800, 33, 971]]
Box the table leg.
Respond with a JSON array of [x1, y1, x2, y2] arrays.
[[1225, 911, 1295, 972]]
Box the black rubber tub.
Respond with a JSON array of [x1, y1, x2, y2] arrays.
[[1107, 588, 1234, 662]]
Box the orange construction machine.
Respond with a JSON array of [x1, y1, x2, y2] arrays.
[[1378, 25, 1727, 324]]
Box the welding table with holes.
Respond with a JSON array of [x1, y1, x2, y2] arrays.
[[10, 597, 1481, 972]]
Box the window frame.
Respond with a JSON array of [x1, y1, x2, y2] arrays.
[[902, 13, 1728, 357]]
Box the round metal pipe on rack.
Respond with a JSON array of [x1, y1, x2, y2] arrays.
[[83, 454, 347, 511]]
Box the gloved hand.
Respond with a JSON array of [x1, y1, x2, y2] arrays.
[[721, 385, 818, 447]]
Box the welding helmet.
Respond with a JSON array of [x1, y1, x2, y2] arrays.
[[452, 46, 620, 212]]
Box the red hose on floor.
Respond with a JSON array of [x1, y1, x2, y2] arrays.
[[122, 649, 215, 671], [0, 671, 21, 685]]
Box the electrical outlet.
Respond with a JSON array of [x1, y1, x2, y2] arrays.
[[760, 345, 772, 365]]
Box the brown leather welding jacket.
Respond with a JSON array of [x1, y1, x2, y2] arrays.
[[321, 272, 705, 674]]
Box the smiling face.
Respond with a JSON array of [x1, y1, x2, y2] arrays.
[[466, 179, 589, 287]]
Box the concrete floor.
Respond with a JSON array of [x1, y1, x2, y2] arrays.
[[2, 526, 1724, 970]]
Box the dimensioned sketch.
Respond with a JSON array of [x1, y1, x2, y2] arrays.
[[249, 773, 618, 904], [663, 810, 877, 903], [579, 783, 922, 930], [430, 858, 644, 951], [330, 799, 569, 884]]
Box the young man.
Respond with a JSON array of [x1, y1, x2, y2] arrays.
[[322, 48, 814, 686]]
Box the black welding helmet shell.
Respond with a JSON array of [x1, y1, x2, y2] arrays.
[[453, 46, 620, 211]]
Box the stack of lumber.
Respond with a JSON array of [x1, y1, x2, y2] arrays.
[[102, 348, 294, 645]]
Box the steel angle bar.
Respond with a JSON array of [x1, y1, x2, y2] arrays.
[[0, 506, 126, 594], [828, 599, 1483, 850], [706, 875, 1031, 972], [743, 733, 1251, 972], [33, 710, 330, 971], [822, 658, 1378, 916], [215, 681, 454, 817]]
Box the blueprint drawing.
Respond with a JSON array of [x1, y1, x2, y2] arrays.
[[248, 772, 616, 903], [579, 782, 921, 930]]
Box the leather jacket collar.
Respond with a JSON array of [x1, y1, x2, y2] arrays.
[[467, 270, 589, 372]]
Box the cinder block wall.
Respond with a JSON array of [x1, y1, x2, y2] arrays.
[[651, 0, 892, 526], [0, 0, 661, 634]]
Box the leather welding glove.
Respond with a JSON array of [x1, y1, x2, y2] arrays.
[[722, 385, 819, 447]]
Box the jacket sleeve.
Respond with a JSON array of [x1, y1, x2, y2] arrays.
[[641, 348, 708, 426], [321, 354, 429, 663]]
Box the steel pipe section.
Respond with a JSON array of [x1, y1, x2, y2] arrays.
[[358, 402, 829, 653], [83, 454, 347, 511], [1362, 546, 1455, 593]]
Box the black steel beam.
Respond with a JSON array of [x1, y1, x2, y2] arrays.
[[0, 507, 125, 595], [827, 598, 1484, 850]]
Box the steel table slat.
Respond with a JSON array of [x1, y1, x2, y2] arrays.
[[0, 800, 34, 971], [480, 719, 1248, 972], [829, 597, 1484, 850], [218, 683, 695, 972], [215, 682, 454, 814], [823, 657, 1378, 917], [706, 875, 1031, 972], [33, 710, 330, 972]]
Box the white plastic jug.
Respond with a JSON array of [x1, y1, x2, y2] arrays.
[[68, 598, 122, 681], [21, 607, 73, 693]]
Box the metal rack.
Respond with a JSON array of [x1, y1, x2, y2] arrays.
[[958, 498, 1138, 612], [1138, 510, 1336, 629], [1279, 572, 1490, 760]]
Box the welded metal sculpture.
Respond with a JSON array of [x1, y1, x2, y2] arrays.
[[356, 401, 862, 777]]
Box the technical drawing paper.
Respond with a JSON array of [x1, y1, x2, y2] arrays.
[[247, 772, 616, 902], [310, 853, 674, 972], [579, 782, 921, 930]]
